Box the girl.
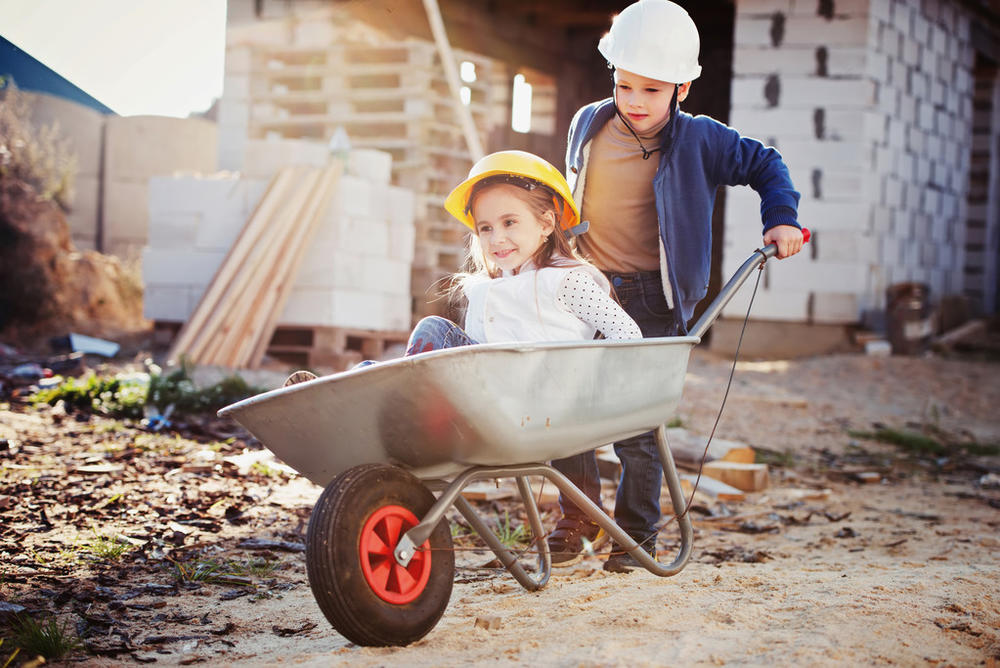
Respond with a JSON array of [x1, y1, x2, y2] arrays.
[[404, 149, 641, 356], [285, 151, 639, 385]]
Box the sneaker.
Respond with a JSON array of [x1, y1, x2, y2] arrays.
[[603, 537, 657, 574], [283, 370, 317, 387], [547, 517, 608, 567]]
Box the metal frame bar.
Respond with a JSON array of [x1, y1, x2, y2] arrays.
[[394, 422, 693, 589]]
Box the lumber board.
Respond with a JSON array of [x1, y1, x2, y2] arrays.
[[209, 168, 324, 367], [702, 461, 770, 492], [247, 163, 343, 368], [184, 167, 307, 364], [167, 168, 295, 364]]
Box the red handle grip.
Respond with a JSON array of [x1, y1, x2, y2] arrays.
[[802, 227, 811, 243]]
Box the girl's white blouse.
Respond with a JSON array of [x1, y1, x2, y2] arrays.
[[462, 262, 642, 343]]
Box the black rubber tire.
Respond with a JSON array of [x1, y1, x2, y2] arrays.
[[306, 463, 454, 646]]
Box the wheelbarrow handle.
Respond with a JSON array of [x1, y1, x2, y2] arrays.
[[688, 227, 810, 340]]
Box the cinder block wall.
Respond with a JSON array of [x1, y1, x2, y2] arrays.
[[103, 116, 218, 259], [724, 0, 977, 327], [142, 149, 415, 332]]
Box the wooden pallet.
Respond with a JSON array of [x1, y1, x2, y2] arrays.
[[156, 321, 409, 371]]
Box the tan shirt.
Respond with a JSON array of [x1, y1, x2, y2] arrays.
[[577, 113, 668, 273]]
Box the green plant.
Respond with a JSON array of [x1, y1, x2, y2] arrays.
[[30, 373, 148, 418], [6, 615, 81, 661], [849, 428, 945, 456], [227, 557, 278, 578], [171, 558, 256, 586], [84, 530, 133, 562], [667, 416, 684, 428], [495, 511, 527, 548]]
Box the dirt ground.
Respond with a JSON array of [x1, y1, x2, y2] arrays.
[[2, 347, 999, 667]]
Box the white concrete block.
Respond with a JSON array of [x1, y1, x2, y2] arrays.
[[773, 138, 867, 170], [384, 294, 412, 331], [148, 212, 200, 248], [361, 258, 412, 295], [780, 78, 878, 108], [342, 218, 390, 256], [782, 16, 871, 46], [733, 17, 775, 48], [225, 46, 252, 74], [223, 74, 250, 100], [281, 287, 333, 326], [812, 292, 859, 323], [331, 290, 387, 330], [721, 286, 811, 321], [337, 175, 374, 218], [389, 219, 417, 263], [143, 284, 200, 321], [736, 0, 793, 14], [141, 248, 225, 286], [347, 149, 393, 185]]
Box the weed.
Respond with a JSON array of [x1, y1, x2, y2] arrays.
[[84, 530, 133, 562], [228, 557, 278, 578], [495, 511, 527, 548], [964, 442, 1000, 456], [667, 416, 684, 428], [755, 447, 796, 468], [171, 558, 257, 586], [6, 615, 81, 661], [250, 461, 281, 478], [849, 428, 945, 455]]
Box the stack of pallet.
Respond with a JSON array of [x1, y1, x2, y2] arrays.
[[166, 163, 342, 369], [221, 12, 503, 322]]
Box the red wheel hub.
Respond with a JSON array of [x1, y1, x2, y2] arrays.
[[359, 505, 432, 604]]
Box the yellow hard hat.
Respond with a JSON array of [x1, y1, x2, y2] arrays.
[[445, 150, 581, 231]]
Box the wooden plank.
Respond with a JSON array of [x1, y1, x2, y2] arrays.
[[680, 474, 746, 502], [186, 167, 311, 365], [247, 163, 342, 368], [167, 167, 295, 364], [208, 168, 324, 367], [702, 461, 770, 492]]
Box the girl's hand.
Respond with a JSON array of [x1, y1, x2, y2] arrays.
[[763, 225, 804, 259]]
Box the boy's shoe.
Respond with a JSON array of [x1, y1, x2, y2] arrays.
[[603, 538, 657, 574], [283, 370, 317, 387], [547, 517, 608, 567]]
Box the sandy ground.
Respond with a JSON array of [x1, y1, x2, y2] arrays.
[[5, 349, 1000, 667]]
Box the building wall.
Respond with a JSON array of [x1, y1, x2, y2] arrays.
[[21, 92, 219, 258], [724, 0, 980, 327]]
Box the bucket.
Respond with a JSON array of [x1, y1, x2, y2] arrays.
[[886, 282, 933, 355]]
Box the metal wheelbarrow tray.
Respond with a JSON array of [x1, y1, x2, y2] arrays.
[[218, 240, 800, 646]]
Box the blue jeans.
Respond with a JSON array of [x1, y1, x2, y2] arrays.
[[550, 269, 679, 543], [405, 316, 478, 355]]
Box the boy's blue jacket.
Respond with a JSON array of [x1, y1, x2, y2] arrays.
[[566, 98, 801, 335]]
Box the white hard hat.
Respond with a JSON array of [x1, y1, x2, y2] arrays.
[[598, 0, 702, 84]]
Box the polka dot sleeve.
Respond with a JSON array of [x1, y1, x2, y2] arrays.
[[556, 269, 642, 340]]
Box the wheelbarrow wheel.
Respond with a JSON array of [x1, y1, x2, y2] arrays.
[[306, 463, 454, 646]]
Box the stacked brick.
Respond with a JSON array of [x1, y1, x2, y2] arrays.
[[142, 149, 416, 368], [725, 0, 978, 326], [218, 4, 500, 323]]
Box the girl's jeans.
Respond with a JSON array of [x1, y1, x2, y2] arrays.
[[550, 269, 679, 544], [405, 316, 477, 355]]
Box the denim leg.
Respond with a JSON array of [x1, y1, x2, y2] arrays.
[[405, 316, 477, 355], [550, 451, 605, 518], [605, 270, 680, 539], [612, 432, 662, 540]]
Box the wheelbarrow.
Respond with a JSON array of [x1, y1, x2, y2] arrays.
[[218, 233, 809, 646]]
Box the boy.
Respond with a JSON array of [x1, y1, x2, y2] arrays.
[[548, 0, 804, 572]]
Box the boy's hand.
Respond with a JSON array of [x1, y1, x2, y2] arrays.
[[763, 225, 804, 259]]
